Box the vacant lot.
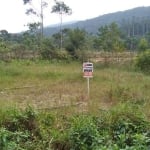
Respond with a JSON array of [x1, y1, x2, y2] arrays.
[[0, 59, 150, 149], [0, 60, 149, 117]]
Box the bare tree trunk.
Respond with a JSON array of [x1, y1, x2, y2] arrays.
[[60, 12, 63, 50], [40, 0, 44, 38]]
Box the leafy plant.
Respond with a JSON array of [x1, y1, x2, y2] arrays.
[[135, 50, 150, 74], [109, 106, 150, 149], [69, 115, 100, 150], [0, 127, 29, 150]]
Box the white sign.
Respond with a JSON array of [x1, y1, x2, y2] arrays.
[[83, 62, 93, 78]]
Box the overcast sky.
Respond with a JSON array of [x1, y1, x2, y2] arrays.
[[0, 0, 150, 33]]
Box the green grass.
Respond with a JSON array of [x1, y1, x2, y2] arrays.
[[0, 59, 149, 116], [0, 59, 150, 149]]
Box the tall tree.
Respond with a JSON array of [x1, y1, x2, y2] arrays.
[[23, 0, 48, 37], [65, 28, 87, 55], [51, 0, 72, 50], [52, 28, 70, 49], [95, 23, 124, 52]]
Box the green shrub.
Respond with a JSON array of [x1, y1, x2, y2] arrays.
[[135, 50, 150, 74], [108, 105, 150, 149], [0, 106, 150, 149], [0, 107, 52, 149], [41, 48, 71, 61], [1, 106, 40, 139], [69, 115, 100, 150], [54, 50, 72, 60], [0, 127, 29, 150]]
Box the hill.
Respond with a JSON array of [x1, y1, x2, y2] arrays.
[[44, 6, 150, 36]]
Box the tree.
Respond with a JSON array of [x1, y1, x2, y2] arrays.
[[0, 30, 10, 41], [135, 50, 150, 74], [94, 25, 109, 51], [138, 37, 149, 52], [23, 0, 32, 4], [40, 37, 56, 59], [23, 0, 48, 37], [95, 23, 124, 52], [0, 38, 9, 52], [125, 37, 139, 51], [51, 28, 70, 49], [51, 0, 72, 50], [51, 28, 88, 59], [65, 28, 87, 55]]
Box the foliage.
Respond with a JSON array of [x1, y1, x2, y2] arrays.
[[51, 28, 70, 49], [0, 38, 10, 52], [27, 22, 40, 34], [135, 50, 150, 74], [125, 37, 139, 51], [107, 105, 150, 149], [0, 60, 150, 149], [23, 0, 32, 4], [65, 28, 87, 56], [74, 49, 90, 61], [0, 30, 10, 41], [0, 127, 29, 150], [1, 105, 149, 149], [3, 6, 150, 57], [51, 0, 72, 15], [54, 49, 71, 60], [138, 38, 149, 51], [95, 22, 125, 52], [40, 37, 56, 59], [23, 0, 48, 37], [52, 0, 72, 49], [21, 31, 41, 51], [0, 106, 40, 150], [69, 115, 100, 150]]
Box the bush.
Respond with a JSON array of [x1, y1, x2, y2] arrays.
[[0, 106, 150, 149], [0, 127, 30, 150], [54, 50, 72, 60], [74, 50, 91, 61], [41, 49, 71, 61], [135, 50, 150, 74], [69, 115, 100, 150], [0, 107, 41, 150]]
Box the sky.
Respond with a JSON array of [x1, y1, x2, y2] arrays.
[[0, 0, 150, 33]]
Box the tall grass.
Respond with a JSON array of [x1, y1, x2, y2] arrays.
[[0, 59, 150, 149], [0, 59, 149, 114]]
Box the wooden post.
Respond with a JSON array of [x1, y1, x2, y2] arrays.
[[87, 77, 90, 98]]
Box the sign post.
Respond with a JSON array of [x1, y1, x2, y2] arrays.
[[87, 77, 90, 97], [83, 62, 93, 98]]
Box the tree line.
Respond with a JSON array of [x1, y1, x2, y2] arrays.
[[0, 1, 150, 61], [0, 22, 150, 60]]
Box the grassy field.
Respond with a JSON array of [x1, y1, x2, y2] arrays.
[[0, 59, 150, 149], [0, 59, 149, 117]]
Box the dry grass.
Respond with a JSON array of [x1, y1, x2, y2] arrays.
[[0, 60, 149, 117]]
